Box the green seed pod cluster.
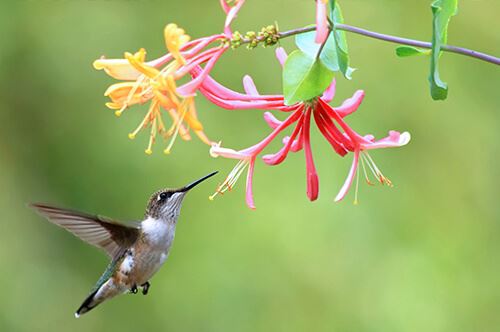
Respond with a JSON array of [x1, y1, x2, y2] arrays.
[[230, 31, 243, 49], [258, 25, 279, 47]]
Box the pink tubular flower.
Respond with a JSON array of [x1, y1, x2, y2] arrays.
[[92, 1, 245, 154], [315, 0, 329, 44], [198, 48, 410, 208]]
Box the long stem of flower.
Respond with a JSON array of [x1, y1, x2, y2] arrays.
[[276, 24, 499, 65]]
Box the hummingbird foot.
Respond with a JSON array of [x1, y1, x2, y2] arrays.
[[130, 284, 138, 294], [141, 282, 150, 295]]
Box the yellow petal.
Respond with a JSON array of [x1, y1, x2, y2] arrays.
[[164, 23, 190, 63], [105, 102, 122, 110], [93, 58, 142, 80], [153, 90, 177, 109], [125, 49, 160, 79], [184, 109, 203, 131], [194, 130, 212, 145], [104, 82, 149, 105]]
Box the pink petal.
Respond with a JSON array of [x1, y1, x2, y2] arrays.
[[335, 150, 359, 202], [219, 0, 231, 13], [247, 107, 303, 155], [363, 134, 375, 141], [243, 75, 260, 96], [316, 102, 353, 150], [315, 0, 329, 44], [275, 47, 288, 67], [177, 48, 226, 96], [176, 47, 223, 78], [262, 115, 303, 166], [223, 0, 246, 37], [181, 35, 225, 59], [210, 143, 249, 159], [313, 106, 349, 156], [321, 79, 336, 102], [194, 66, 283, 101], [363, 131, 411, 150], [321, 99, 372, 145], [199, 88, 286, 110], [245, 157, 256, 209], [333, 90, 365, 118], [283, 134, 303, 152], [302, 108, 319, 201], [263, 112, 282, 129]]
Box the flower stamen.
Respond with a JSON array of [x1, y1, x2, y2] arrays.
[[209, 159, 249, 200], [115, 75, 147, 117], [362, 151, 393, 186], [164, 99, 190, 154], [360, 152, 375, 185]]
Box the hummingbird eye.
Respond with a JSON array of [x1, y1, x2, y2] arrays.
[[158, 192, 171, 201]]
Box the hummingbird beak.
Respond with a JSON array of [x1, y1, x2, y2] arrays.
[[180, 171, 218, 192]]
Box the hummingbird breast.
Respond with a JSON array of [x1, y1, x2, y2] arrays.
[[117, 217, 176, 286]]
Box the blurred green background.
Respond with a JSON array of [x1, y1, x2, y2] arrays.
[[0, 0, 499, 331]]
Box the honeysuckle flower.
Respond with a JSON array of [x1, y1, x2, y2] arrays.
[[315, 0, 329, 44], [93, 1, 245, 154], [195, 48, 410, 208]]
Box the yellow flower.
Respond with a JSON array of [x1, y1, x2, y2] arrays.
[[93, 24, 211, 155]]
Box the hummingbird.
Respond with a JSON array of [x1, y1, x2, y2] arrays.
[[30, 171, 218, 318]]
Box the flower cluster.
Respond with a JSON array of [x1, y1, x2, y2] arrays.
[[196, 48, 410, 208], [93, 0, 245, 154], [93, 0, 411, 209]]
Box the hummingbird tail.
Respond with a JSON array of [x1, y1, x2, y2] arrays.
[[75, 289, 99, 318]]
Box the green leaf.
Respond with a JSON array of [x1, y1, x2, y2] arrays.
[[396, 46, 430, 57], [429, 0, 458, 100], [283, 50, 335, 106], [329, 1, 354, 79], [296, 28, 339, 72]]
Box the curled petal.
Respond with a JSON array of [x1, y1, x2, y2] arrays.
[[223, 0, 246, 37], [283, 135, 303, 152], [210, 143, 249, 159], [333, 90, 365, 117], [321, 99, 372, 145], [93, 58, 142, 80], [363, 131, 411, 150], [275, 47, 288, 67], [164, 23, 190, 61], [219, 0, 231, 13], [125, 49, 160, 79], [315, 0, 329, 44], [263, 112, 282, 129], [321, 79, 336, 103], [335, 150, 360, 202], [243, 75, 260, 96]]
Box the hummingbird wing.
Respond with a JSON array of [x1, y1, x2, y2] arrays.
[[30, 203, 140, 257]]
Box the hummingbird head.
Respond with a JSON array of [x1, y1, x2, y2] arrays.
[[145, 171, 218, 221]]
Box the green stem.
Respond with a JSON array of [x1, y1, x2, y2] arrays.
[[239, 24, 500, 65]]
